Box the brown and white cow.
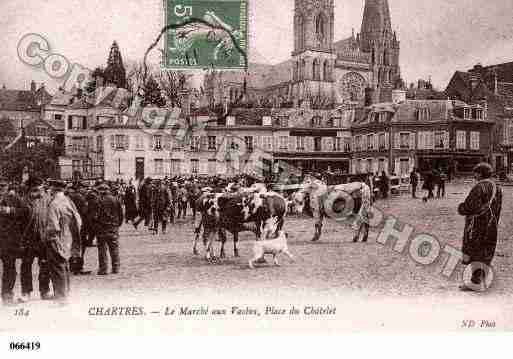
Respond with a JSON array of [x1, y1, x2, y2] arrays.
[[193, 189, 287, 261]]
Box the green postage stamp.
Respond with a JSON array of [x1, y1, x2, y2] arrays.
[[164, 0, 248, 70]]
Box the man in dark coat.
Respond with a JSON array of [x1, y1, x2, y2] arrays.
[[379, 171, 389, 199], [410, 168, 419, 199], [437, 170, 447, 198], [422, 170, 435, 200], [85, 184, 99, 248], [458, 163, 502, 292], [0, 177, 30, 306], [133, 177, 153, 229], [151, 180, 171, 235], [187, 180, 201, 219], [123, 179, 138, 223], [19, 177, 52, 302], [66, 183, 89, 275], [95, 183, 123, 275]]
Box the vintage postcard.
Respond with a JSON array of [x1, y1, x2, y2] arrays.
[[1, 0, 513, 353]]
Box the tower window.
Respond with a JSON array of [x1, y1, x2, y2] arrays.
[[316, 14, 326, 43], [323, 60, 330, 81], [297, 15, 305, 50], [313, 59, 320, 81]]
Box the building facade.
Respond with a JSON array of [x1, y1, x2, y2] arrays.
[[352, 99, 493, 176], [445, 62, 513, 173], [0, 81, 51, 129]]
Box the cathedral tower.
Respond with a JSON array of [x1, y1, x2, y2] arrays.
[[359, 0, 401, 103], [292, 0, 337, 108]]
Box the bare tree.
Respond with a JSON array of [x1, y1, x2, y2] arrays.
[[156, 70, 191, 108], [126, 61, 148, 97]]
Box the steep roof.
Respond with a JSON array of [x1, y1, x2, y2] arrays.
[[471, 61, 513, 83], [497, 82, 513, 107], [355, 100, 453, 125], [393, 100, 451, 123], [0, 89, 40, 111], [69, 97, 93, 110], [25, 118, 57, 135], [231, 108, 273, 126], [49, 90, 74, 106]]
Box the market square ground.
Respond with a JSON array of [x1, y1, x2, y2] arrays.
[[1, 182, 512, 332]]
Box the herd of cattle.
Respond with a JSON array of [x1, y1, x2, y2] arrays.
[[192, 177, 372, 264]]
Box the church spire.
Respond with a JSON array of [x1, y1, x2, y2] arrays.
[[103, 41, 128, 89], [360, 0, 392, 52]]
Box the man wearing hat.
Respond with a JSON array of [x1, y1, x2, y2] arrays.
[[18, 176, 53, 302], [0, 177, 30, 306], [45, 179, 82, 304], [94, 182, 123, 275], [151, 179, 171, 235], [458, 163, 502, 292], [133, 177, 153, 230]]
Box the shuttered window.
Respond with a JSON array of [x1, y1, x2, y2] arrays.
[[470, 131, 480, 150], [456, 131, 466, 150]]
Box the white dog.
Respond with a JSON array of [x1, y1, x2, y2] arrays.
[[249, 217, 294, 269]]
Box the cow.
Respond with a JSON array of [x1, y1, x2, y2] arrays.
[[294, 177, 372, 243], [193, 189, 287, 261], [288, 190, 307, 216]]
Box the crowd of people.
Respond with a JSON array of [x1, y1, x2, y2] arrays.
[[0, 173, 264, 306], [0, 176, 128, 306], [365, 168, 448, 201], [0, 162, 503, 305]]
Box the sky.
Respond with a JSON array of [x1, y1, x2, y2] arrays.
[[2, 0, 513, 93]]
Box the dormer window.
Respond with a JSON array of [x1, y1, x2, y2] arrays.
[[463, 107, 471, 120], [416, 108, 430, 122], [475, 108, 484, 120]]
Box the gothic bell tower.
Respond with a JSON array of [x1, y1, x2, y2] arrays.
[[292, 0, 336, 108], [359, 0, 401, 103]]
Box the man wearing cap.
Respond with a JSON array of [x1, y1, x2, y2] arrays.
[[458, 163, 502, 292], [45, 179, 82, 304], [20, 177, 52, 302], [94, 182, 123, 275], [0, 177, 30, 306]]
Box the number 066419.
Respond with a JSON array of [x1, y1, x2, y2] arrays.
[[9, 342, 40, 351]]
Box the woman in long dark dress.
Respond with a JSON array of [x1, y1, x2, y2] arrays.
[[124, 181, 138, 223]]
